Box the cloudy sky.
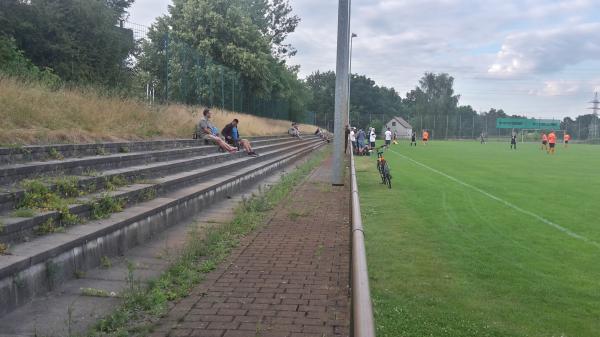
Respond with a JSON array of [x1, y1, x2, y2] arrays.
[[129, 0, 600, 118]]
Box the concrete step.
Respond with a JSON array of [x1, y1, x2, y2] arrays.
[[0, 138, 322, 245], [0, 136, 282, 165], [0, 137, 310, 212], [0, 137, 293, 186], [0, 140, 326, 316]]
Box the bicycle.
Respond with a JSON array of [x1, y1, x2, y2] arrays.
[[376, 146, 392, 189]]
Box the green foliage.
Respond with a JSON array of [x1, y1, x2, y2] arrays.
[[104, 175, 128, 191], [96, 146, 108, 156], [0, 0, 135, 86], [118, 145, 130, 153], [53, 176, 81, 198], [19, 178, 80, 227], [47, 148, 64, 160], [35, 218, 65, 235], [12, 208, 36, 218], [0, 243, 7, 255], [101, 256, 112, 269], [0, 35, 61, 88], [89, 194, 125, 220], [138, 188, 157, 202]]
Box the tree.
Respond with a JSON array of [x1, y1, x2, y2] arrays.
[[0, 0, 135, 85]]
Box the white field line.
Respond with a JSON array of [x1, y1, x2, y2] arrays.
[[389, 149, 600, 249]]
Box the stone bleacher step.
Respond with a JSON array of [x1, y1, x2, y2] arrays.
[[0, 140, 325, 316], [0, 137, 304, 212], [0, 138, 321, 245], [0, 137, 290, 186], [0, 136, 279, 165]]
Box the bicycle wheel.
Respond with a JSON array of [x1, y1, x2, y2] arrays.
[[383, 163, 392, 189]]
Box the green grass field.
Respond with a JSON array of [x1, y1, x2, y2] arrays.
[[356, 140, 600, 337]]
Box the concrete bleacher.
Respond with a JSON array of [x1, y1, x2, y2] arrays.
[[0, 135, 325, 318]]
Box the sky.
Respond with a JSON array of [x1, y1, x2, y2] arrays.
[[129, 0, 600, 119]]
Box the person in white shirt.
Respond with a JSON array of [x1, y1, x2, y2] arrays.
[[349, 128, 357, 152], [384, 128, 392, 148], [369, 129, 376, 149]]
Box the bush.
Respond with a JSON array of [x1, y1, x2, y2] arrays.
[[0, 35, 61, 89]]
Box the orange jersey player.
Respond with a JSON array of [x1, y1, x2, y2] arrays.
[[541, 132, 548, 151], [547, 131, 557, 154], [422, 130, 429, 145], [564, 133, 571, 148]]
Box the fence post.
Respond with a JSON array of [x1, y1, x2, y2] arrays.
[[220, 66, 225, 111], [164, 32, 169, 103]]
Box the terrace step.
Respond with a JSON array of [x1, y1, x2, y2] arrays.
[[0, 138, 321, 245], [0, 136, 279, 165], [0, 137, 303, 212], [0, 137, 291, 186], [0, 137, 326, 317]]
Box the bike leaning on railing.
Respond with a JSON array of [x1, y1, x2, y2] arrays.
[[376, 146, 392, 189]]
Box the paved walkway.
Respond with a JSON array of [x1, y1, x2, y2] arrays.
[[151, 156, 350, 337]]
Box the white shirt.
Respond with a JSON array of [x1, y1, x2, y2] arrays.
[[385, 130, 392, 140], [350, 130, 356, 142], [369, 133, 376, 142]]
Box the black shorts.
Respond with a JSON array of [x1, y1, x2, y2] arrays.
[[385, 140, 391, 145], [565, 141, 569, 144], [549, 143, 555, 148], [370, 142, 375, 148], [542, 141, 548, 145], [423, 138, 428, 142], [511, 140, 516, 144], [411, 138, 416, 142]]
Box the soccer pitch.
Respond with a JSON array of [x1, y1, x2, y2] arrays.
[[355, 140, 600, 337]]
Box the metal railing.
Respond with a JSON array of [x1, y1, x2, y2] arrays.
[[350, 151, 377, 337]]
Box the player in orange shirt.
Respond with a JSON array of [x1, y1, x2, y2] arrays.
[[547, 131, 557, 154], [541, 132, 548, 151], [564, 133, 571, 148], [422, 130, 429, 145]]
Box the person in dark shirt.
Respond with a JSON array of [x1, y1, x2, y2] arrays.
[[221, 119, 258, 156]]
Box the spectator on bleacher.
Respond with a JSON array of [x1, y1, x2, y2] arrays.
[[289, 123, 302, 139], [198, 109, 238, 154], [221, 119, 259, 157]]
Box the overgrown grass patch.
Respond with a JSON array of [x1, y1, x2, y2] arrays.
[[89, 147, 328, 337]]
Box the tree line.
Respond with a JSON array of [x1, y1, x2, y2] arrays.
[[1, 0, 596, 137]]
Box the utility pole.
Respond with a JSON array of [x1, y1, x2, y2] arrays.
[[349, 33, 357, 126], [332, 0, 351, 186], [588, 92, 600, 141]]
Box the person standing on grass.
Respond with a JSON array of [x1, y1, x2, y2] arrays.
[[422, 130, 429, 145], [410, 130, 417, 146], [548, 130, 557, 154], [349, 127, 357, 152], [357, 129, 366, 155], [564, 133, 571, 148], [480, 132, 486, 144], [221, 119, 259, 156], [541, 132, 548, 151], [384, 128, 392, 148], [198, 109, 238, 154], [510, 132, 517, 150], [369, 128, 377, 149]]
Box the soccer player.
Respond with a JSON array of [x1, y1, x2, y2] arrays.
[[480, 132, 486, 144], [541, 132, 548, 151], [422, 130, 429, 145], [384, 128, 392, 148], [410, 131, 417, 146], [548, 130, 557, 154], [510, 132, 517, 150], [564, 133, 571, 148]]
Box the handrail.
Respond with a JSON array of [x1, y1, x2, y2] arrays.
[[350, 151, 377, 337]]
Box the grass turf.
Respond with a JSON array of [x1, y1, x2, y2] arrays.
[[356, 140, 600, 337]]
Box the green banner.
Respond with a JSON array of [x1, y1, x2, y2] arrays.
[[496, 118, 561, 129]]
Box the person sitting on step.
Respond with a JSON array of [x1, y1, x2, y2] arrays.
[[221, 119, 259, 157], [198, 109, 238, 154]]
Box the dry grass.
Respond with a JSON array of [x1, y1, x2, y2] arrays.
[[0, 77, 316, 145]]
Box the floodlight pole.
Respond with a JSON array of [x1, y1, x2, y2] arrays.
[[332, 0, 351, 186]]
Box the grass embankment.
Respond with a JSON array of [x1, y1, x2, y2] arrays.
[[0, 77, 315, 145], [88, 147, 329, 337], [357, 140, 600, 337]]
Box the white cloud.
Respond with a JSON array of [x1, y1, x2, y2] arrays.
[[529, 80, 581, 96], [488, 23, 600, 76]]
